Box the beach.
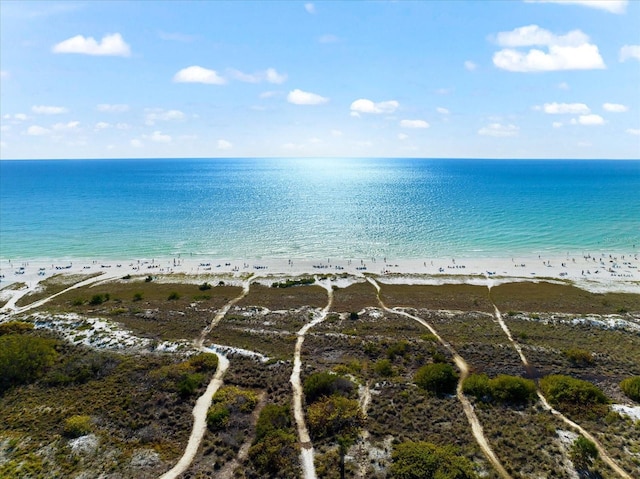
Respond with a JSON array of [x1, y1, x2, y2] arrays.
[[2, 251, 639, 295]]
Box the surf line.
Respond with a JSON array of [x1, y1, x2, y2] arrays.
[[160, 275, 254, 479], [486, 279, 633, 479], [367, 276, 512, 479], [290, 277, 334, 479]]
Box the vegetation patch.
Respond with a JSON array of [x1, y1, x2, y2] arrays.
[[463, 373, 536, 404], [540, 375, 608, 415], [391, 440, 479, 479], [620, 376, 640, 402], [414, 363, 459, 396]]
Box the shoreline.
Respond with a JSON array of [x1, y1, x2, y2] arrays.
[[1, 252, 639, 294]]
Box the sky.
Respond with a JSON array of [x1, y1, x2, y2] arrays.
[[0, 0, 639, 160]]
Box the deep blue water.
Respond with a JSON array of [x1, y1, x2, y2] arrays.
[[0, 158, 638, 260]]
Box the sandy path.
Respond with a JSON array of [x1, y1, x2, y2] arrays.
[[0, 272, 118, 316], [290, 277, 334, 479], [159, 277, 253, 479], [217, 391, 268, 479], [367, 277, 511, 479], [486, 281, 632, 479]]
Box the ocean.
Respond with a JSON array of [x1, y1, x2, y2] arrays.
[[0, 158, 638, 261]]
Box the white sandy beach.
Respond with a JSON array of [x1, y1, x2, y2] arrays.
[[1, 252, 638, 294]]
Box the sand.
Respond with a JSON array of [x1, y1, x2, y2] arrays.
[[1, 252, 638, 294]]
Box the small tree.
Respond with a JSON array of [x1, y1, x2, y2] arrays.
[[570, 436, 598, 473], [63, 415, 92, 438], [620, 376, 640, 401]]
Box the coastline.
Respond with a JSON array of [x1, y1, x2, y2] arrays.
[[2, 251, 638, 294]]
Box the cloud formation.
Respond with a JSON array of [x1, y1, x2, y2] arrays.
[[572, 114, 605, 125], [144, 109, 186, 125], [525, 0, 627, 14], [52, 33, 131, 57], [304, 3, 315, 14], [217, 139, 233, 150], [619, 45, 640, 62], [540, 102, 590, 114], [32, 105, 68, 115], [97, 103, 129, 113], [464, 61, 477, 71], [603, 103, 628, 113], [27, 125, 50, 136], [350, 99, 399, 115], [492, 25, 605, 72], [287, 89, 328, 105], [478, 123, 519, 137], [173, 66, 226, 84], [400, 119, 429, 129]]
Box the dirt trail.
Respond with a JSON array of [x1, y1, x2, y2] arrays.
[[217, 391, 268, 479], [354, 380, 372, 479], [160, 277, 253, 479], [367, 277, 511, 479], [290, 277, 334, 479], [486, 281, 632, 479]]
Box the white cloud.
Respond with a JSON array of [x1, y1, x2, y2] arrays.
[[464, 60, 477, 71], [173, 66, 226, 84], [436, 107, 450, 115], [116, 122, 130, 130], [398, 133, 409, 140], [147, 131, 171, 143], [227, 69, 261, 83], [265, 68, 287, 84], [0, 70, 8, 79], [603, 103, 628, 113], [318, 34, 339, 44], [27, 125, 50, 136], [130, 139, 143, 148], [478, 123, 519, 137], [259, 91, 278, 99], [287, 89, 328, 105], [32, 105, 68, 115], [552, 121, 563, 128], [619, 45, 640, 62], [331, 129, 343, 137], [52, 121, 80, 131], [95, 121, 110, 130], [492, 25, 605, 72], [350, 99, 399, 114], [541, 102, 590, 114], [400, 119, 430, 129], [572, 114, 605, 125], [52, 33, 131, 57], [96, 103, 129, 113], [305, 3, 316, 14], [217, 139, 233, 150], [145, 109, 186, 125], [557, 82, 570, 90], [4, 113, 29, 121], [525, 1, 628, 14], [626, 128, 640, 136]]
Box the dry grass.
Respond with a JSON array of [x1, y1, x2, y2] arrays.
[[380, 283, 494, 312]]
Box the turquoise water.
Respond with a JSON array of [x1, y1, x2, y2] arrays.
[[0, 158, 638, 260]]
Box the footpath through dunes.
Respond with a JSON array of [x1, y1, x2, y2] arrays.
[[159, 276, 254, 479], [366, 277, 512, 479], [486, 279, 634, 479], [290, 277, 334, 479]]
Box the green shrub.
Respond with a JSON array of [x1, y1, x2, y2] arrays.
[[303, 372, 354, 403], [255, 404, 292, 441], [198, 282, 212, 291], [206, 403, 230, 431], [620, 376, 640, 401], [489, 375, 536, 404], [307, 395, 364, 440], [349, 311, 359, 320], [167, 291, 180, 300], [0, 335, 58, 393], [189, 352, 218, 372], [249, 429, 298, 476], [89, 294, 106, 305], [63, 415, 92, 438], [570, 436, 598, 471], [374, 359, 394, 378], [387, 340, 409, 359], [0, 321, 34, 336], [565, 348, 594, 366], [391, 441, 478, 479], [133, 292, 143, 301], [414, 363, 458, 395], [539, 375, 608, 411], [176, 372, 204, 397], [213, 385, 259, 413], [462, 374, 491, 400]]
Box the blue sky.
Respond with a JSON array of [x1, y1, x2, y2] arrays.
[[1, 0, 639, 159]]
